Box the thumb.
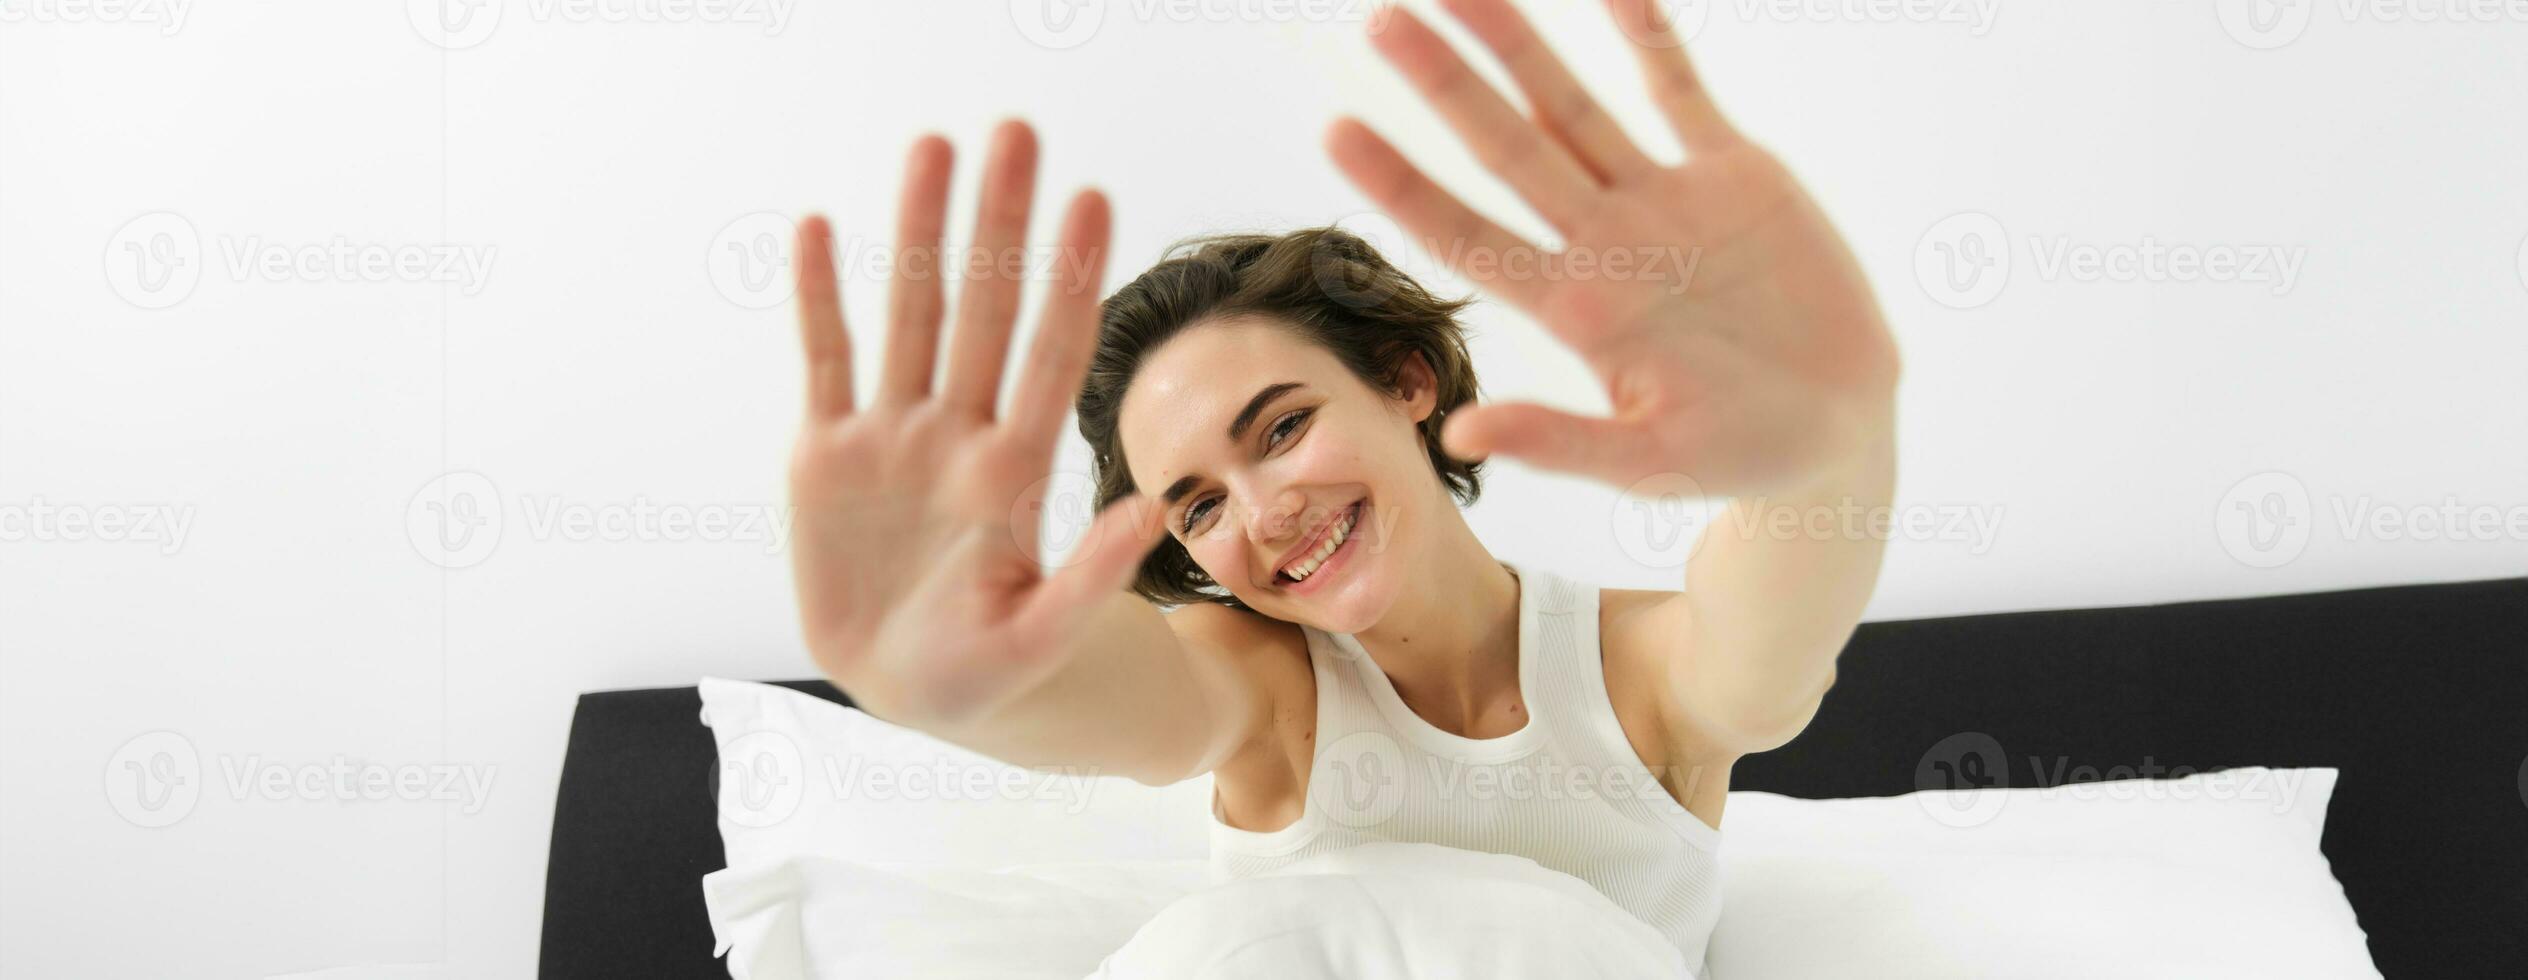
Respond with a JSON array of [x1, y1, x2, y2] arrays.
[[1442, 402, 1650, 483], [1026, 491, 1170, 626]]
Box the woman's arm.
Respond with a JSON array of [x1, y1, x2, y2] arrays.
[[1321, 0, 1903, 754], [783, 122, 1272, 787], [1665, 424, 1894, 753], [902, 591, 1278, 787]]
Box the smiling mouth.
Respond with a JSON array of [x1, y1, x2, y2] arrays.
[[1275, 500, 1363, 586]]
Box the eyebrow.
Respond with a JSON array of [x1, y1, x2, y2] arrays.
[[1158, 381, 1305, 507]]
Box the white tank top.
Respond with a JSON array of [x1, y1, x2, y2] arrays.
[[1208, 559, 1724, 973]]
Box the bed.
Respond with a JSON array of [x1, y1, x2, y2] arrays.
[[538, 575, 2528, 978]]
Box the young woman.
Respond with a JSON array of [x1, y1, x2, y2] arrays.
[[777, 0, 1899, 968]]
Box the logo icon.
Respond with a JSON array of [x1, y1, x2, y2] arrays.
[[2216, 0, 2311, 50], [1314, 731, 1405, 828], [2515, 231, 2528, 295], [1010, 0, 1105, 51], [708, 212, 798, 310], [2217, 471, 2312, 569], [105, 212, 202, 310], [1614, 472, 1711, 570], [1315, 210, 1427, 311], [106, 731, 201, 828], [715, 730, 805, 828], [1613, 0, 1710, 46], [408, 471, 504, 569], [1014, 470, 1103, 569], [1915, 212, 2009, 309], [1915, 731, 2009, 828], [408, 0, 502, 49]]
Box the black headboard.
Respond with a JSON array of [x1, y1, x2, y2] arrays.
[[538, 576, 2528, 979]]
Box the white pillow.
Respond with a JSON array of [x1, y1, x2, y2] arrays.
[[696, 677, 1214, 872], [1089, 842, 1696, 979], [704, 855, 1210, 980], [1709, 766, 2381, 979]]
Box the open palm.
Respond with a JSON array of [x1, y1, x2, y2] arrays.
[[1329, 0, 1900, 497]]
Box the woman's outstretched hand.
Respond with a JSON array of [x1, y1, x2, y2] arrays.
[[1329, 0, 1900, 498], [783, 121, 1170, 725]]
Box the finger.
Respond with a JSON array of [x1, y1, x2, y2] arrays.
[[1324, 116, 1552, 315], [1020, 492, 1169, 629], [793, 215, 856, 419], [880, 134, 955, 406], [1002, 188, 1112, 466], [941, 118, 1041, 421], [1605, 0, 1741, 152], [1441, 0, 1659, 183], [1442, 401, 1659, 484], [1368, 5, 1603, 234]]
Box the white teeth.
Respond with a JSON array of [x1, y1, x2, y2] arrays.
[[1285, 506, 1357, 583]]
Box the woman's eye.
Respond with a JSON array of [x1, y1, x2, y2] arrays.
[[1179, 411, 1309, 533], [1268, 410, 1310, 448]]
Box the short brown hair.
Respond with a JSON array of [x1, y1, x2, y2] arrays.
[[1075, 225, 1486, 610]]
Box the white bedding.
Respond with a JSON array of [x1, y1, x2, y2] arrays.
[[699, 680, 2379, 979], [705, 841, 1686, 980], [1086, 842, 1695, 979]]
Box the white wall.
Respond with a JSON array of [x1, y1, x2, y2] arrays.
[[4, 1, 2523, 976]]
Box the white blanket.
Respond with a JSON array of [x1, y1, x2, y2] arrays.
[[1086, 842, 1694, 979]]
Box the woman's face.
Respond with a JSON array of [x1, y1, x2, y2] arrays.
[[1116, 315, 1436, 632]]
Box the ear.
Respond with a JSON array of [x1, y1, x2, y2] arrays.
[[1394, 350, 1440, 425]]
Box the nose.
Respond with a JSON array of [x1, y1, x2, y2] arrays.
[[1244, 486, 1308, 547]]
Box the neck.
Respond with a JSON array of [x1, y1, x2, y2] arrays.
[[1349, 496, 1522, 733]]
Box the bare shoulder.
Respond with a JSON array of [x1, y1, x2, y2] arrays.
[[1162, 602, 1318, 830], [1161, 604, 1313, 752], [1596, 585, 1741, 825], [1164, 602, 1308, 675], [1595, 586, 1691, 749]]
